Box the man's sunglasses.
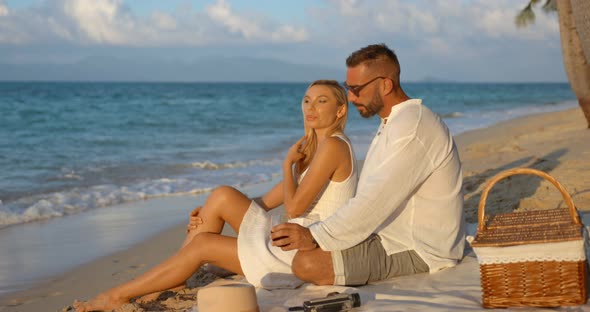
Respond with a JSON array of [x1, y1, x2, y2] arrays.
[[343, 76, 386, 97]]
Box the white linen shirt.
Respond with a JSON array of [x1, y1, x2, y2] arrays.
[[309, 99, 466, 272]]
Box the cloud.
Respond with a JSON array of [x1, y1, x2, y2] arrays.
[[319, 0, 557, 37], [304, 0, 559, 58], [0, 0, 566, 82], [0, 2, 8, 17], [272, 25, 307, 42], [62, 0, 131, 44], [467, 0, 559, 40], [0, 0, 308, 45], [0, 0, 559, 47], [205, 0, 307, 42], [206, 0, 261, 39], [151, 12, 176, 31]]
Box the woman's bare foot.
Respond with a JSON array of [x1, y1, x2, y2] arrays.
[[73, 293, 128, 312]]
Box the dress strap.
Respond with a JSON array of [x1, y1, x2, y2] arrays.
[[330, 133, 356, 180]]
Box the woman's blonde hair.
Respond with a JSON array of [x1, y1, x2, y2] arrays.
[[295, 80, 349, 176]]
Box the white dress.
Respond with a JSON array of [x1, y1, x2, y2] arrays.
[[237, 134, 358, 289]]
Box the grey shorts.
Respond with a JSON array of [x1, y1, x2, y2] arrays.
[[331, 234, 429, 286]]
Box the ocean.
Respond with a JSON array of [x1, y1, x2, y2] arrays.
[[0, 82, 577, 229]]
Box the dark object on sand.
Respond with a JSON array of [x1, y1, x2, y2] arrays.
[[289, 292, 361, 312]]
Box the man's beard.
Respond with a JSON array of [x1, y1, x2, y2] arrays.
[[354, 90, 384, 118]]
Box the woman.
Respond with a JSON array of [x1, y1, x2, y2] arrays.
[[74, 80, 358, 311]]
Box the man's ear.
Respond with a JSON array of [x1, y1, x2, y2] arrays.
[[382, 78, 394, 95]]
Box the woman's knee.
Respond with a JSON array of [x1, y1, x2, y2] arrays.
[[202, 186, 236, 216], [202, 185, 250, 231], [209, 185, 236, 202]]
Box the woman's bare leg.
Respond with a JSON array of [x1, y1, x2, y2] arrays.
[[133, 284, 186, 304], [181, 185, 252, 248], [137, 186, 252, 302], [74, 233, 242, 312]]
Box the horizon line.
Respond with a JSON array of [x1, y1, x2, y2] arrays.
[[0, 80, 571, 84]]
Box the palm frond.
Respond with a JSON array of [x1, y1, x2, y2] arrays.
[[542, 0, 557, 13], [515, 3, 536, 28]]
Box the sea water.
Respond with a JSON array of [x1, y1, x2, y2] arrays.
[[0, 82, 577, 295], [0, 82, 577, 229]]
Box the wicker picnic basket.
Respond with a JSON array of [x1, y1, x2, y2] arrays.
[[470, 168, 587, 308]]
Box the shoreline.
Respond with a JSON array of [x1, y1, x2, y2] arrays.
[[0, 180, 277, 307], [1, 106, 589, 311]]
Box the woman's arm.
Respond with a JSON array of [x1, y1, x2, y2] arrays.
[[283, 137, 350, 218], [253, 181, 284, 211]]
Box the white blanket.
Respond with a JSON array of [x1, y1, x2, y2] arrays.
[[252, 252, 589, 312], [196, 218, 590, 311]]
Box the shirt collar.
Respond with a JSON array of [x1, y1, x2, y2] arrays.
[[383, 98, 422, 122]]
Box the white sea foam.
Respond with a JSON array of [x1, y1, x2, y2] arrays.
[[0, 173, 277, 229], [447, 100, 578, 136], [189, 159, 281, 170], [441, 112, 464, 118], [61, 171, 83, 180]]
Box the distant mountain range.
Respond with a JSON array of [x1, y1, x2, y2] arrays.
[[0, 56, 346, 82]]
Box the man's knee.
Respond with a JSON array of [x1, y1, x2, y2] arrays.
[[292, 250, 334, 285], [292, 251, 313, 280]]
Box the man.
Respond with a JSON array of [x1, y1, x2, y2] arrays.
[[271, 43, 465, 286]]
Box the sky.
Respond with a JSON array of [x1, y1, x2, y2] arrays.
[[0, 0, 567, 82]]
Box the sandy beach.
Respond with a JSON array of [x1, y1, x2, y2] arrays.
[[1, 107, 589, 312]]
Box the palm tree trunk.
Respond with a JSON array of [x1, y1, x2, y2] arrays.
[[571, 0, 590, 62], [557, 0, 590, 128]]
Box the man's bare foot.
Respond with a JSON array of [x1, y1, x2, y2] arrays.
[[73, 293, 127, 312]]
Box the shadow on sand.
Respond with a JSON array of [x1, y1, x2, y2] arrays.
[[463, 148, 568, 222]]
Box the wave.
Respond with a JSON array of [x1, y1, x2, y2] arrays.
[[441, 112, 464, 118], [189, 159, 281, 170], [446, 100, 578, 136], [0, 172, 278, 229]]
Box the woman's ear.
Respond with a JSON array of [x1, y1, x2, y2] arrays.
[[337, 105, 346, 118]]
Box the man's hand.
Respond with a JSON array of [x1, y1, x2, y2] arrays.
[[270, 223, 318, 251]]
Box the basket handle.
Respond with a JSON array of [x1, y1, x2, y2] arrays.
[[477, 167, 580, 232]]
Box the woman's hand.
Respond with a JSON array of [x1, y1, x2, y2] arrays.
[[284, 136, 306, 166], [186, 206, 203, 233]]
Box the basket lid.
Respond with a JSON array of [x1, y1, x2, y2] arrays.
[[471, 168, 583, 247], [471, 209, 583, 247]]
